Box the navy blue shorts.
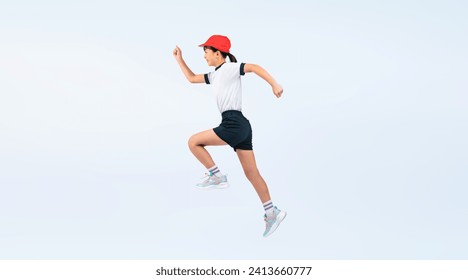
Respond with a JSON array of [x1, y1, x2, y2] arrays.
[[213, 110, 253, 151]]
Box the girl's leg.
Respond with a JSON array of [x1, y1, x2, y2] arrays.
[[237, 149, 286, 238], [236, 149, 271, 203], [188, 129, 227, 168]]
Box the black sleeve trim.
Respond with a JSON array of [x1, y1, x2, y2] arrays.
[[204, 73, 210, 84], [240, 63, 246, 76]]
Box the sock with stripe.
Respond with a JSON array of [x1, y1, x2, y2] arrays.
[[263, 200, 275, 216], [208, 165, 223, 178]]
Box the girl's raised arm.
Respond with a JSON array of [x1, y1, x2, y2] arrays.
[[173, 45, 205, 84], [243, 63, 283, 98]]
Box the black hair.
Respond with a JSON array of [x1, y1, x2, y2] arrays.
[[204, 46, 237, 63]]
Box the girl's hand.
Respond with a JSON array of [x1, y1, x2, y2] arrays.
[[272, 83, 283, 98], [173, 45, 182, 60]]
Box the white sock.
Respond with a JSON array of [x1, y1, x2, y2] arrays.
[[263, 200, 275, 216], [208, 165, 223, 177]]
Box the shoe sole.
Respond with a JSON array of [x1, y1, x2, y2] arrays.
[[195, 182, 229, 190], [263, 211, 287, 238]]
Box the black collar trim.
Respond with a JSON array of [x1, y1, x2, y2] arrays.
[[215, 62, 225, 71]]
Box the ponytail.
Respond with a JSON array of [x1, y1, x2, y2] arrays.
[[226, 52, 237, 63]]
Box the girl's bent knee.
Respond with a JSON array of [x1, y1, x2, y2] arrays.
[[188, 136, 204, 149], [188, 136, 196, 149]]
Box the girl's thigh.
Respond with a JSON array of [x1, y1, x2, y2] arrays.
[[189, 129, 228, 146]]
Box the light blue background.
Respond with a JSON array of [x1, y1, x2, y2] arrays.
[[0, 0, 467, 259]]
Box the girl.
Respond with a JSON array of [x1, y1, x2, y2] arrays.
[[173, 35, 286, 237]]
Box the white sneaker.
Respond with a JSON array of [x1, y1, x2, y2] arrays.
[[195, 173, 229, 190], [263, 206, 287, 237]]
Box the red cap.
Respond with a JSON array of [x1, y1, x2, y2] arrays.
[[198, 35, 231, 53]]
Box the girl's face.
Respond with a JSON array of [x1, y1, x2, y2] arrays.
[[204, 48, 222, 67]]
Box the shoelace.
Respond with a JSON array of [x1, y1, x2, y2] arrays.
[[200, 172, 213, 181], [264, 214, 275, 224]]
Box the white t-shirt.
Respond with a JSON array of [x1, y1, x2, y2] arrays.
[[204, 62, 246, 113]]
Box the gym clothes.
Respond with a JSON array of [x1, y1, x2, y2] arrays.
[[208, 165, 222, 177], [213, 110, 253, 151], [263, 206, 287, 238], [263, 200, 275, 215], [199, 35, 231, 53], [196, 173, 229, 190], [204, 62, 246, 113]]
